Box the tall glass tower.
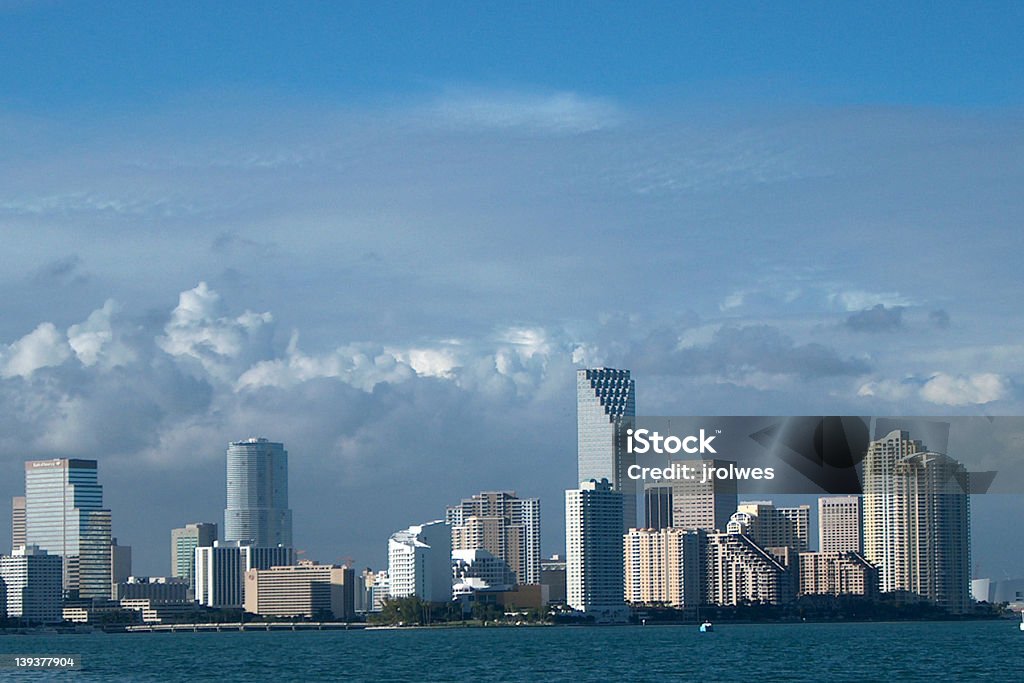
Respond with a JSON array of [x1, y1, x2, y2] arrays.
[[576, 368, 636, 531], [224, 438, 293, 547], [24, 458, 112, 600]]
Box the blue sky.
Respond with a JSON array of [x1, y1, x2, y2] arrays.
[[1, 3, 1023, 578]]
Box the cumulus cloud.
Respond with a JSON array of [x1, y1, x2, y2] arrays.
[[846, 304, 904, 332], [158, 282, 274, 380], [919, 372, 1008, 406], [0, 322, 72, 378]]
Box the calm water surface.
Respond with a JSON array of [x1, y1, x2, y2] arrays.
[[1, 620, 1019, 681]]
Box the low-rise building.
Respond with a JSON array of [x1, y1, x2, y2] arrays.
[[243, 562, 354, 620]]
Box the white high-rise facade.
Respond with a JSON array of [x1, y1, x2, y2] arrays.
[[387, 521, 452, 603], [565, 479, 626, 621], [0, 545, 63, 623], [24, 459, 112, 599], [863, 429, 971, 613], [818, 496, 862, 554], [225, 438, 293, 548], [194, 541, 294, 608], [577, 368, 636, 531]]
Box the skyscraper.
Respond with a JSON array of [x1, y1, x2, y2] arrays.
[[171, 522, 218, 592], [0, 545, 63, 623], [224, 438, 293, 547], [387, 521, 452, 603], [624, 527, 704, 608], [819, 495, 862, 554], [565, 479, 626, 621], [863, 429, 971, 613], [669, 459, 738, 532], [446, 491, 541, 585], [24, 459, 112, 600], [577, 368, 636, 531]]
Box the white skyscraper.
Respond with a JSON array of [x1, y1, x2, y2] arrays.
[[387, 521, 452, 603], [863, 429, 971, 613], [565, 479, 627, 622], [224, 438, 293, 548], [577, 368, 636, 531], [194, 541, 294, 609], [818, 496, 862, 554], [0, 545, 63, 623]]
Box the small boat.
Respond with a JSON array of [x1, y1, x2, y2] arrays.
[[700, 621, 713, 632], [1019, 612, 1023, 632]]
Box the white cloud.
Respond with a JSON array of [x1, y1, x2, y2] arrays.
[[857, 378, 915, 401], [158, 282, 273, 380], [830, 289, 913, 312], [1, 322, 72, 378], [919, 372, 1008, 406], [67, 299, 133, 367]]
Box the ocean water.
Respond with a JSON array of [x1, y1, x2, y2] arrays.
[[1, 620, 1019, 682]]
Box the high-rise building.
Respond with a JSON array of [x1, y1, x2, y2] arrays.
[[110, 537, 132, 598], [244, 562, 354, 620], [705, 532, 793, 606], [624, 527, 704, 608], [194, 541, 294, 608], [387, 521, 452, 603], [446, 491, 540, 585], [11, 496, 25, 551], [819, 496, 862, 554], [727, 502, 810, 553], [452, 548, 517, 591], [863, 429, 971, 613], [577, 368, 637, 531], [225, 438, 293, 548], [798, 551, 878, 597], [643, 485, 673, 530], [565, 479, 626, 621], [669, 459, 738, 532], [540, 555, 567, 605], [171, 522, 218, 592], [24, 458, 112, 599], [0, 545, 63, 623]]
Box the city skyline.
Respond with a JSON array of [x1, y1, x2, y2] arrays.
[[1, 4, 1022, 581]]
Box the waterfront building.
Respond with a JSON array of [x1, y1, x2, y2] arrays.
[[863, 429, 971, 613], [541, 555, 567, 605], [705, 532, 794, 606], [798, 551, 879, 597], [24, 458, 112, 599], [624, 527, 704, 608], [452, 548, 516, 591], [113, 576, 190, 602], [818, 496, 863, 554], [225, 438, 293, 547], [565, 479, 627, 621], [244, 562, 354, 620], [194, 541, 293, 608], [387, 521, 451, 603], [577, 368, 637, 531], [171, 522, 218, 593], [0, 545, 63, 623], [446, 491, 541, 585]]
